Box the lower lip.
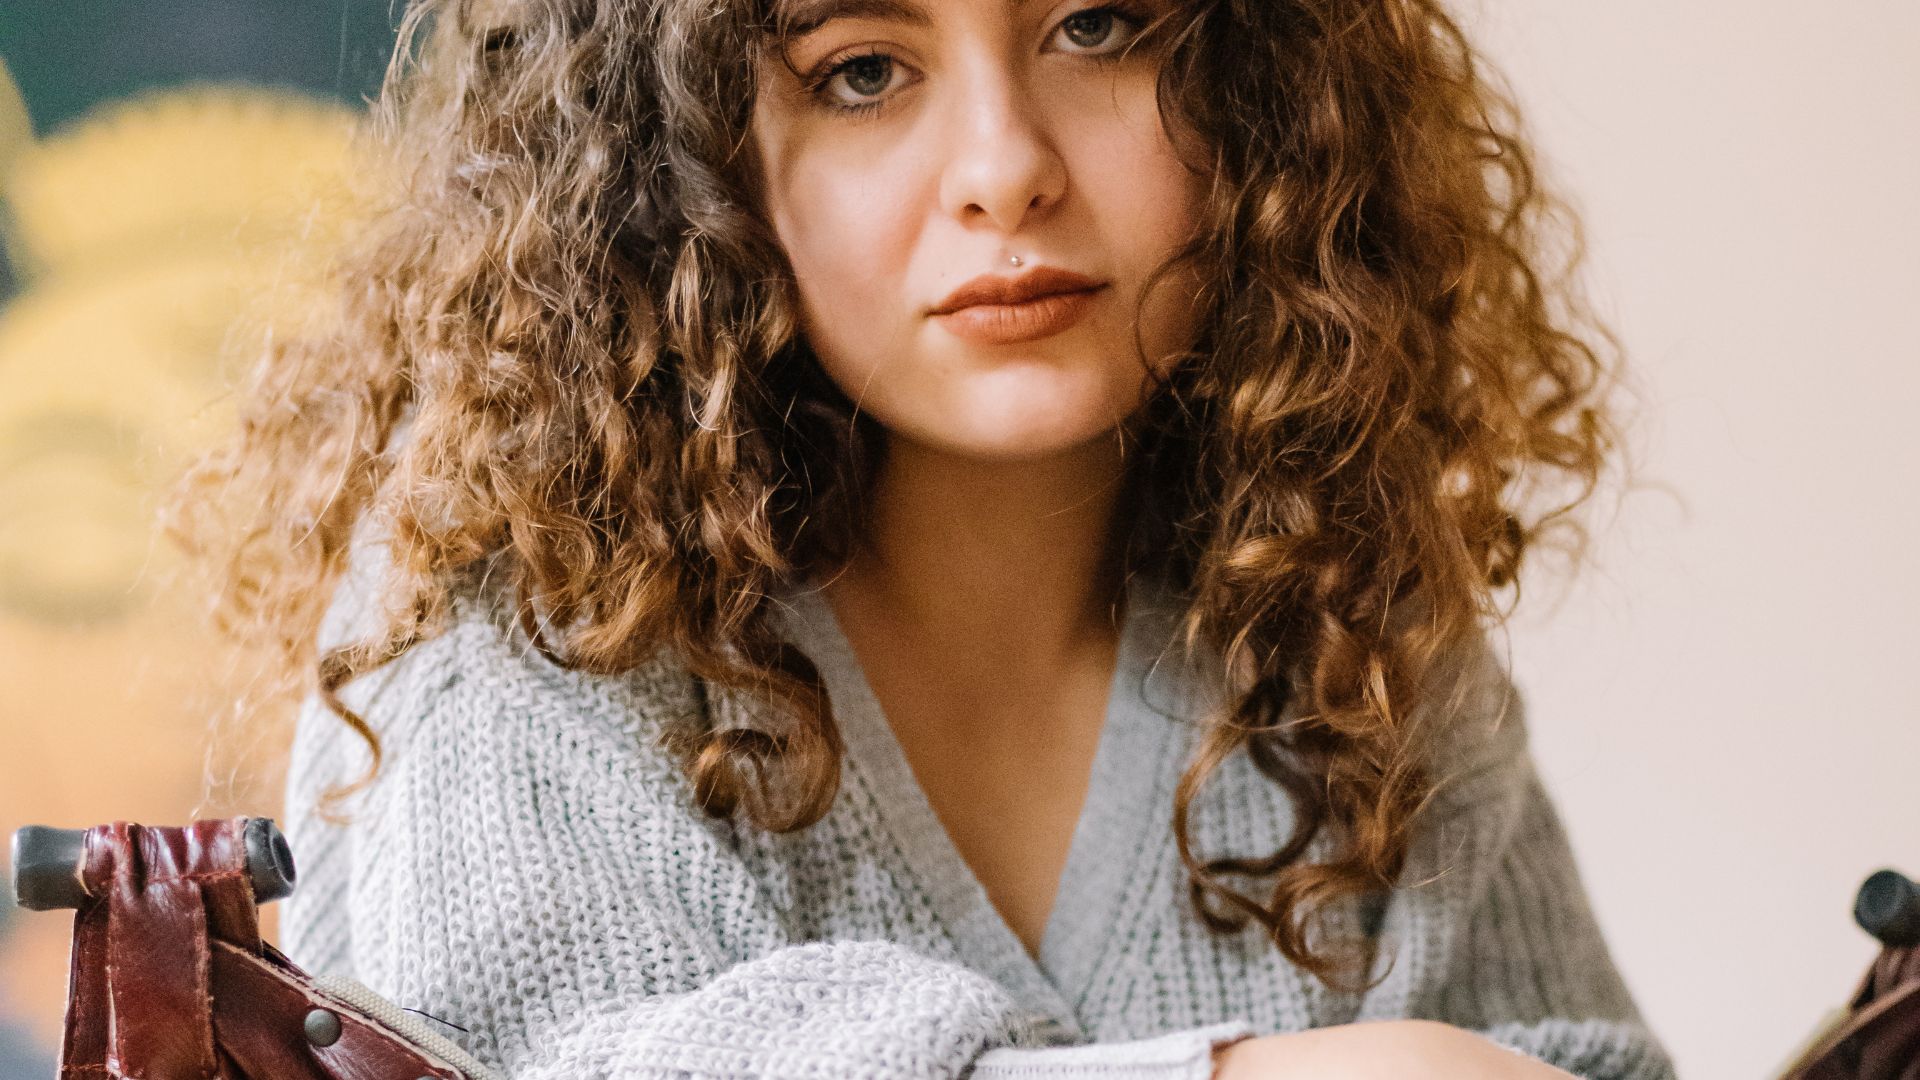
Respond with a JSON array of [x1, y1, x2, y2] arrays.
[[932, 286, 1106, 345]]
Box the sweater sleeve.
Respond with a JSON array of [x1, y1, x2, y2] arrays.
[[1347, 635, 1679, 1080], [277, 580, 1251, 1080]]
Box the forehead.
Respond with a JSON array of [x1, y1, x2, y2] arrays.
[[773, 0, 942, 36]]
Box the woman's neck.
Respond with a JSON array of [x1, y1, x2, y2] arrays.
[[829, 433, 1132, 670]]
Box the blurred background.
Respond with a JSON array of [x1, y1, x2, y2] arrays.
[[0, 2, 396, 1074], [0, 3, 1913, 1078]]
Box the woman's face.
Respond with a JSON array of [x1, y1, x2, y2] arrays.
[[749, 0, 1208, 462]]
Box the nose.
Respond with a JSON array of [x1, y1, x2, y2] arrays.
[[935, 65, 1067, 236]]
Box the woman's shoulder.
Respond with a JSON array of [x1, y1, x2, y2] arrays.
[[314, 543, 707, 766], [1414, 628, 1533, 813]]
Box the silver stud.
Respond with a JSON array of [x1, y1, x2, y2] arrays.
[[303, 1007, 342, 1047]]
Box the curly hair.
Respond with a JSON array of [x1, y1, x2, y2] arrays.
[[169, 0, 1625, 993]]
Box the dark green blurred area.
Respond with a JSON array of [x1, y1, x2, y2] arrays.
[[0, 0, 402, 135]]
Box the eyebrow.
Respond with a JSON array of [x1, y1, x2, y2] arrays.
[[777, 0, 934, 38]]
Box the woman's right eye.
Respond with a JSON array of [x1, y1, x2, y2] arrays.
[[807, 51, 903, 116]]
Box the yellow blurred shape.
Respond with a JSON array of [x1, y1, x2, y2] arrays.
[[0, 58, 28, 173], [5, 87, 359, 277], [0, 85, 364, 622]]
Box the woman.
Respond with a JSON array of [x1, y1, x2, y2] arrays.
[[173, 0, 1678, 1076]]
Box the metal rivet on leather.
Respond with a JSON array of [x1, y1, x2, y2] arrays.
[[303, 1007, 343, 1047]]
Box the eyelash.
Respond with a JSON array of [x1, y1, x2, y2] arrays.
[[802, 2, 1157, 119]]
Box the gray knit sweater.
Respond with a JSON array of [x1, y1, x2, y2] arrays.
[[279, 557, 1677, 1080]]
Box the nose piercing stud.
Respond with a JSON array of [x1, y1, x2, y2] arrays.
[[1008, 254, 1023, 267]]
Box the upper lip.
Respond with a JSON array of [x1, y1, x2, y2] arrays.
[[929, 267, 1106, 315]]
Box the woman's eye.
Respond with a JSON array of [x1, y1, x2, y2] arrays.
[[1055, 5, 1149, 56], [833, 54, 897, 101], [806, 51, 902, 114]]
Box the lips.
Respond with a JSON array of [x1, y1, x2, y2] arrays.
[[929, 266, 1106, 315]]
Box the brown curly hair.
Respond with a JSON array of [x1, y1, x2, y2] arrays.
[[169, 0, 1625, 993]]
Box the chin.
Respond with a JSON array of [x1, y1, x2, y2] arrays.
[[890, 404, 1129, 462]]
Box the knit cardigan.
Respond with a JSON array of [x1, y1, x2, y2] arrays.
[[278, 555, 1678, 1079]]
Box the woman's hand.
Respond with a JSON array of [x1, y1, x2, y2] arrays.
[[1211, 1019, 1579, 1080]]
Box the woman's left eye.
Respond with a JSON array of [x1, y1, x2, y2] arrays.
[[1054, 4, 1152, 56]]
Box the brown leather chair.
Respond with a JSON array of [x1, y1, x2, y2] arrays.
[[1777, 868, 1920, 1080], [10, 817, 501, 1080]]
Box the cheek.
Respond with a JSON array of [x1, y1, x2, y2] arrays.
[[1077, 125, 1209, 372], [750, 99, 916, 354], [1072, 69, 1204, 236], [769, 161, 923, 376], [1060, 77, 1206, 280]]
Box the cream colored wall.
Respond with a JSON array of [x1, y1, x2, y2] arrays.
[[1456, 3, 1920, 1076]]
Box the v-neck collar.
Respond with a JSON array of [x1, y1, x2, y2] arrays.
[[768, 572, 1219, 1036]]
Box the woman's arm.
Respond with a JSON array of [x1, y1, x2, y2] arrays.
[[1212, 1021, 1577, 1079], [282, 630, 1009, 1077]]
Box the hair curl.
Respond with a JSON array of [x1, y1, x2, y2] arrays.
[[170, 0, 1625, 992]]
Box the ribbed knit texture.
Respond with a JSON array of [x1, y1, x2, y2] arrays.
[[279, 552, 1678, 1079]]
